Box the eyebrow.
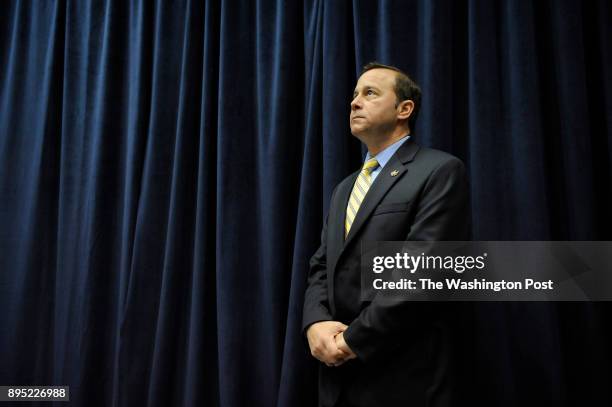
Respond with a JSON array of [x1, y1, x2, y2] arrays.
[[353, 85, 381, 95]]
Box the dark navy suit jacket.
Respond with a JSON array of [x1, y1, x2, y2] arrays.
[[303, 139, 471, 407]]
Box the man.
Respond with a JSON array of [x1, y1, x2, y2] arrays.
[[302, 62, 470, 407]]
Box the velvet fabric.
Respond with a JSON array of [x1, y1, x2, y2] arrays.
[[0, 1, 611, 406]]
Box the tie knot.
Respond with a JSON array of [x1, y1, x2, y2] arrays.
[[362, 158, 379, 174]]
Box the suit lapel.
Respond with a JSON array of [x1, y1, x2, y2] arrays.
[[342, 155, 406, 248], [329, 171, 358, 269], [341, 139, 421, 253], [327, 139, 420, 312], [327, 171, 358, 314]]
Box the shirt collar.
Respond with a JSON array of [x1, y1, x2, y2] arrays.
[[365, 135, 411, 169]]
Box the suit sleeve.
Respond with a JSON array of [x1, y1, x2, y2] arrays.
[[302, 200, 335, 335], [342, 157, 470, 362]]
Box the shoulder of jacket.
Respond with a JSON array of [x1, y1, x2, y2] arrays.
[[413, 146, 466, 171]]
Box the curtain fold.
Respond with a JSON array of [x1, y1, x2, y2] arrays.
[[1, 1, 611, 406]]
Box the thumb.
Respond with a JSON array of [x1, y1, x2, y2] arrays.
[[336, 323, 348, 332]]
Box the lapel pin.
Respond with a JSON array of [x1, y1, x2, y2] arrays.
[[390, 170, 399, 177]]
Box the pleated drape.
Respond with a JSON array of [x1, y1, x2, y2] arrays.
[[1, 1, 611, 406]]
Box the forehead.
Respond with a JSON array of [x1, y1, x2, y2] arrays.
[[355, 68, 397, 90]]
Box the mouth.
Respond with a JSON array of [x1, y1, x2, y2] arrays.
[[351, 116, 365, 121]]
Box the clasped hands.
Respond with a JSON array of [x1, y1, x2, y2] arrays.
[[306, 321, 357, 367]]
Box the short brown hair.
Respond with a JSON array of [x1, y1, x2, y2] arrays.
[[362, 62, 421, 132]]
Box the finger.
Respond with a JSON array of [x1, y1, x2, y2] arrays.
[[321, 346, 344, 364], [330, 349, 349, 364], [334, 335, 348, 352], [330, 322, 347, 332], [325, 334, 338, 349], [323, 332, 348, 359], [325, 342, 345, 361]]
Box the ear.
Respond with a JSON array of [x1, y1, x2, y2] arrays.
[[396, 100, 414, 121]]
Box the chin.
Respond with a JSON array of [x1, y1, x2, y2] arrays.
[[350, 130, 367, 143], [350, 124, 364, 135]]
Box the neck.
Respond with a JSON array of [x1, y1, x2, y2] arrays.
[[365, 128, 410, 156]]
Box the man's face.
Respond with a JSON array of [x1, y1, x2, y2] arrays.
[[350, 68, 399, 138]]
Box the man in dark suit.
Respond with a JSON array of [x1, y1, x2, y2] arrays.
[[302, 62, 470, 407]]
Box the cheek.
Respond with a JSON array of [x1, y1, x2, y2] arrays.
[[373, 105, 394, 120], [384, 103, 398, 118]]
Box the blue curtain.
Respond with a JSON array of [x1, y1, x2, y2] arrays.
[[1, 0, 611, 406]]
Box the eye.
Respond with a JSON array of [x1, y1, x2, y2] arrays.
[[366, 89, 376, 96]]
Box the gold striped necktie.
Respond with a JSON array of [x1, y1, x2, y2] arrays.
[[345, 158, 380, 237]]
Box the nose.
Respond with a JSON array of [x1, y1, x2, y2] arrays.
[[351, 95, 362, 111]]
